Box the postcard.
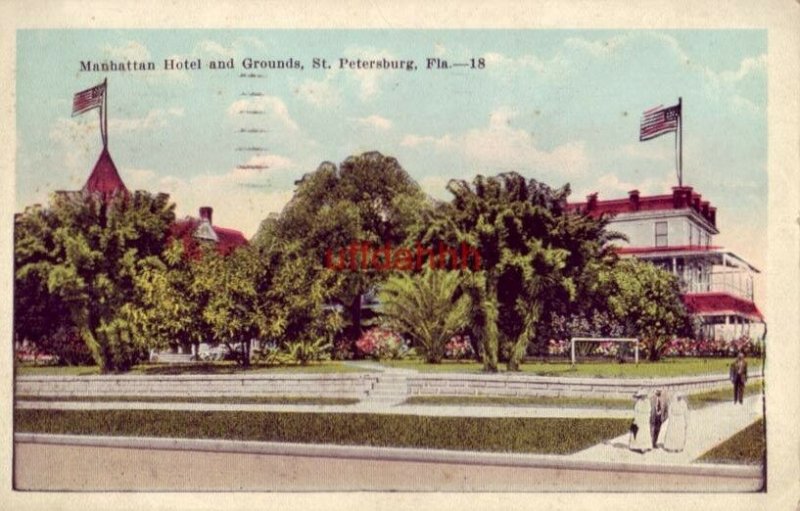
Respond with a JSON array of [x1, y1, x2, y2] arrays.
[[2, 1, 798, 510]]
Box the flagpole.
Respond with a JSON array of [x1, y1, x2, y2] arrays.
[[678, 96, 683, 187], [102, 78, 108, 149]]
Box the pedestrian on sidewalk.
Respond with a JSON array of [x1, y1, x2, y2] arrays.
[[629, 389, 652, 453], [663, 394, 688, 452], [650, 388, 669, 448], [729, 352, 748, 404]]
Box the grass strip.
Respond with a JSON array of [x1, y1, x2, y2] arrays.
[[697, 418, 765, 465], [15, 395, 358, 405], [382, 357, 753, 378], [687, 380, 764, 408], [14, 409, 629, 455], [403, 395, 632, 409]]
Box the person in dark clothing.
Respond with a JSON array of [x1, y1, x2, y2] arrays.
[[649, 388, 669, 448], [729, 352, 748, 404]]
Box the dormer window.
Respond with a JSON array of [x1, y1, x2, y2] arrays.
[[194, 206, 219, 242]]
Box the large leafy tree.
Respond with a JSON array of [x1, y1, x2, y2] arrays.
[[14, 204, 92, 364], [132, 240, 209, 357], [378, 269, 470, 363], [594, 258, 690, 361], [420, 172, 617, 371], [14, 191, 176, 372], [255, 151, 427, 343]]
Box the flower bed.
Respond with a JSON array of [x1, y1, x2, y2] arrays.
[[355, 328, 412, 360]]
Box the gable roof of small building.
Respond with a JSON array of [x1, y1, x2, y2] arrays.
[[171, 206, 248, 256]]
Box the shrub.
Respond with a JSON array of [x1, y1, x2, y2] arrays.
[[284, 338, 332, 365], [355, 328, 411, 360], [662, 336, 763, 358], [444, 335, 474, 360]]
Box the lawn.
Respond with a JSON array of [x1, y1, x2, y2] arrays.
[[15, 361, 365, 376], [697, 418, 766, 465], [687, 380, 764, 408], [14, 395, 358, 405], [14, 409, 630, 455], [381, 357, 756, 378]]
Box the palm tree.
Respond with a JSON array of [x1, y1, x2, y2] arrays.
[[378, 270, 470, 363]]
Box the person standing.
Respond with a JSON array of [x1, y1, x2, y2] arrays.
[[663, 394, 689, 452], [730, 352, 748, 404], [629, 389, 653, 453], [650, 388, 669, 448]]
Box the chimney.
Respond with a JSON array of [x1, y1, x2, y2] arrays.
[[691, 193, 701, 212], [586, 193, 598, 212], [628, 189, 640, 211], [199, 207, 213, 225], [672, 186, 692, 209], [701, 200, 710, 220]]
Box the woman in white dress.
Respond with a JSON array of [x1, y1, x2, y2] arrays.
[[629, 389, 653, 453], [663, 394, 688, 452]]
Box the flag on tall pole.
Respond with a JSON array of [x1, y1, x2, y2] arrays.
[[72, 79, 108, 148], [639, 98, 683, 186]]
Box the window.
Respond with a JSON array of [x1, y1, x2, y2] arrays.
[[689, 222, 694, 245], [655, 221, 668, 247]]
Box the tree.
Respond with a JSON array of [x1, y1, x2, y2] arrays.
[[132, 239, 209, 357], [190, 246, 262, 367], [14, 191, 176, 372], [597, 259, 690, 361], [378, 269, 470, 363], [421, 173, 578, 371], [256, 151, 427, 344], [14, 204, 92, 364]]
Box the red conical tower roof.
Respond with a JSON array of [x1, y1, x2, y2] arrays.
[[82, 148, 129, 201]]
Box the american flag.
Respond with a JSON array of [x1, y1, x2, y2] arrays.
[[72, 82, 105, 116], [639, 103, 680, 141]]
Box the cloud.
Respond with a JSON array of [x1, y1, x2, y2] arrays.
[[720, 54, 766, 83], [103, 40, 151, 62], [51, 108, 184, 140], [196, 40, 237, 59], [353, 115, 392, 131], [564, 35, 631, 57], [156, 165, 297, 237], [111, 108, 184, 131], [482, 51, 566, 76], [617, 143, 672, 161], [341, 47, 408, 100], [400, 133, 456, 150], [295, 74, 340, 107], [231, 154, 295, 180], [462, 107, 589, 175], [226, 96, 298, 131], [400, 107, 589, 177]]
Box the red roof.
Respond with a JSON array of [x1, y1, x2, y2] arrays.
[[82, 148, 129, 201], [171, 217, 248, 257], [567, 186, 717, 229], [682, 292, 763, 321]]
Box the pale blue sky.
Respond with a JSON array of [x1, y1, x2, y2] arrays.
[[16, 29, 766, 270]]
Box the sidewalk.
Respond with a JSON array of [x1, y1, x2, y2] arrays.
[[571, 394, 763, 465]]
